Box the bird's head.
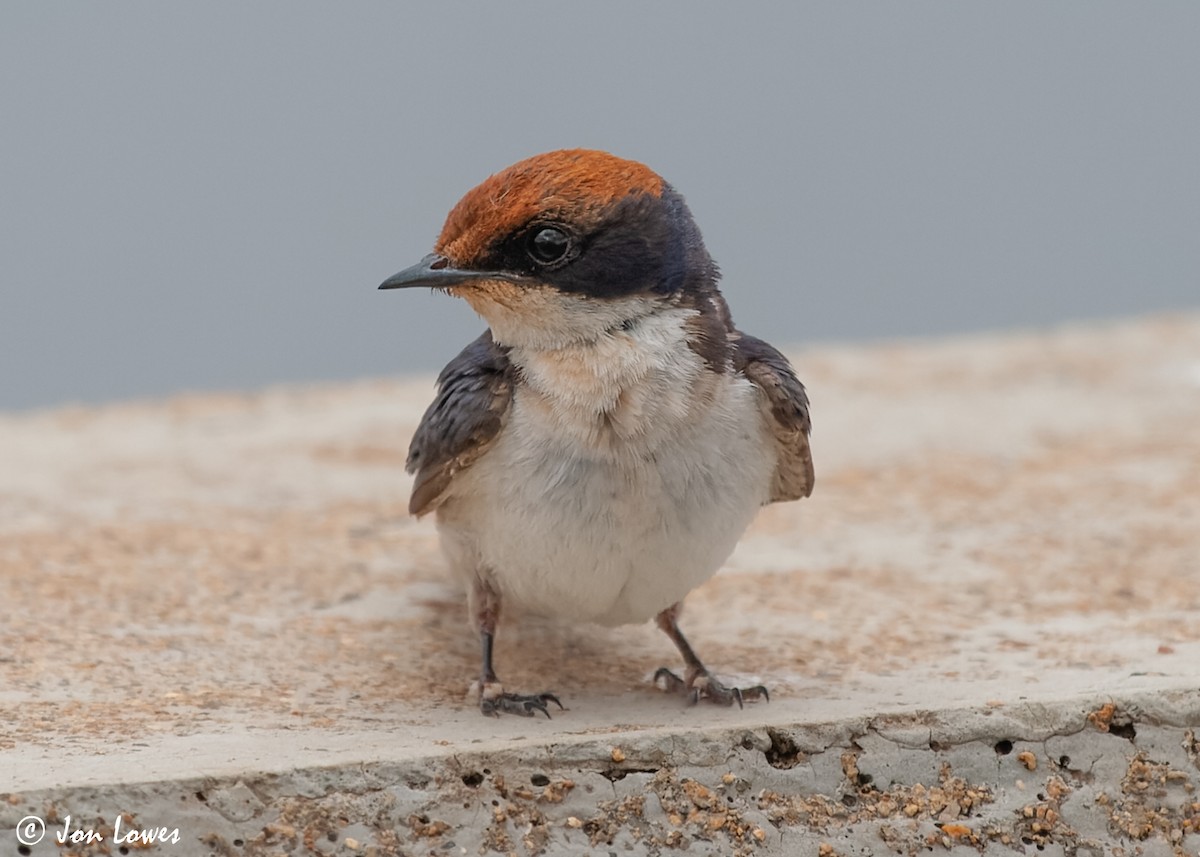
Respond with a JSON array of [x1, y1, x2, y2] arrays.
[[379, 149, 719, 349]]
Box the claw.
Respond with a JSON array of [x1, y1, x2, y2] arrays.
[[654, 666, 768, 709], [742, 684, 770, 704], [480, 689, 564, 719]]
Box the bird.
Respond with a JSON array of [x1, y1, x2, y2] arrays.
[[379, 149, 813, 718]]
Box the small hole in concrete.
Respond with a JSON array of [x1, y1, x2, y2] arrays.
[[119, 848, 129, 855], [994, 740, 1013, 755], [233, 839, 243, 847], [491, 799, 499, 807], [764, 728, 802, 769], [461, 771, 484, 787], [856, 773, 873, 786], [928, 740, 947, 752], [841, 794, 857, 807], [18, 847, 31, 857], [530, 774, 550, 787], [1110, 721, 1137, 742], [483, 768, 491, 775], [1058, 755, 1071, 768], [195, 791, 207, 802]]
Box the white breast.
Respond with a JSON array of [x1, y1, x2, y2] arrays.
[[434, 306, 775, 626]]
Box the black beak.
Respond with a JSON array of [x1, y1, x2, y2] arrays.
[[378, 253, 518, 290]]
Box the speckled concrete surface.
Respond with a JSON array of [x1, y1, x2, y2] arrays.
[[1, 314, 1199, 855]]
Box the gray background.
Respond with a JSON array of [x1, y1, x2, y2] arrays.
[[2, 4, 1197, 412]]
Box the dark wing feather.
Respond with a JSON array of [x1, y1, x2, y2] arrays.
[[406, 331, 515, 516], [733, 333, 814, 503]]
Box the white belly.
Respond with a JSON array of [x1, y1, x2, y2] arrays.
[[433, 310, 775, 626]]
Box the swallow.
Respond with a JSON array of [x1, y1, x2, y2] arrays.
[[379, 150, 813, 718]]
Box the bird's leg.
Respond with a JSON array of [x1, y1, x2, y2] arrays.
[[653, 602, 769, 708], [472, 577, 563, 718]]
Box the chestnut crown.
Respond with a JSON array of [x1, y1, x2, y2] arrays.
[[422, 149, 719, 299]]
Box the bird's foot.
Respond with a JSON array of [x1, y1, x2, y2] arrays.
[[478, 681, 564, 718], [653, 667, 769, 709]]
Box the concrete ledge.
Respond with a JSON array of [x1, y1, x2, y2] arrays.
[[3, 690, 1200, 855], [2, 314, 1199, 855]]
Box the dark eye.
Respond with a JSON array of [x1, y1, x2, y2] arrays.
[[527, 226, 571, 265]]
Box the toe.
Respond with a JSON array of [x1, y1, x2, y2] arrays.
[[479, 690, 564, 719], [741, 684, 770, 704], [653, 667, 686, 694], [656, 668, 770, 708]]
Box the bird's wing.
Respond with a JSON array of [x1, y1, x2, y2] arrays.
[[733, 333, 814, 503], [406, 331, 515, 516]]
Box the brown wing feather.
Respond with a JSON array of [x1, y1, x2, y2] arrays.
[[733, 333, 814, 503], [406, 331, 515, 516]]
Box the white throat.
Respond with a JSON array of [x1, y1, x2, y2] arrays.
[[466, 286, 663, 351]]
